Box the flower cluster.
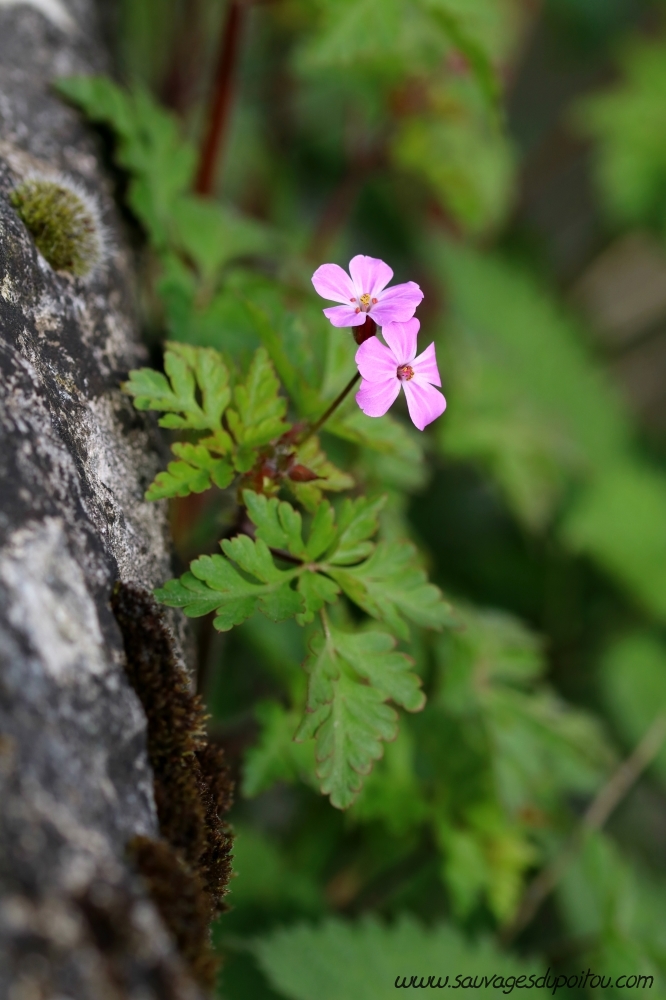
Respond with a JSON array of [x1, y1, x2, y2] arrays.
[[312, 255, 446, 431]]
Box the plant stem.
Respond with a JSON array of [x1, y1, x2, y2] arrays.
[[299, 370, 361, 446], [297, 318, 376, 445], [500, 711, 666, 946], [195, 0, 244, 195]]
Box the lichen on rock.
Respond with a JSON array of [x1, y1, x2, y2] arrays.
[[0, 1, 229, 997]]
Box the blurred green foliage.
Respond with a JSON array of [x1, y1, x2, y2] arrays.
[[62, 0, 666, 994]]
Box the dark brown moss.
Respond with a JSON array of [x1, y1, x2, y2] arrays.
[[127, 836, 219, 990], [77, 877, 194, 1000], [111, 582, 234, 991]]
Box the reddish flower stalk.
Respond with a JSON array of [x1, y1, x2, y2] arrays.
[[195, 0, 245, 195]]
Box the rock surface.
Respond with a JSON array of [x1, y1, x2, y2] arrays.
[[0, 2, 207, 996]]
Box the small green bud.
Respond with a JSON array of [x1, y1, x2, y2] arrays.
[[10, 173, 107, 279]]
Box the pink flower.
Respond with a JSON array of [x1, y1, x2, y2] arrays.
[[355, 318, 446, 431], [312, 254, 424, 328]]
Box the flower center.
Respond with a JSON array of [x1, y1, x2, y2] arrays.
[[397, 364, 414, 381], [351, 293, 379, 314]]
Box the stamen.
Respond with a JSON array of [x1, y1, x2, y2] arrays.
[[359, 293, 371, 307], [397, 364, 414, 381], [372, 297, 378, 304], [355, 307, 361, 313]]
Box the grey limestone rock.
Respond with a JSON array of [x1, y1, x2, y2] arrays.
[[0, 1, 207, 996]]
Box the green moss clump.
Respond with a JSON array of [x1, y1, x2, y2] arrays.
[[10, 175, 105, 278]]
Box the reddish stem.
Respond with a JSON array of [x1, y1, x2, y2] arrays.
[[195, 0, 245, 195], [297, 318, 376, 444], [161, 0, 205, 115]]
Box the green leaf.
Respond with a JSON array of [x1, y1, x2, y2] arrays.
[[58, 75, 272, 271], [243, 490, 307, 558], [295, 622, 424, 808], [326, 495, 386, 565], [227, 347, 290, 448], [170, 195, 274, 279], [244, 299, 323, 416], [573, 39, 666, 229], [157, 542, 303, 631], [562, 460, 666, 622], [301, 629, 340, 709], [123, 341, 231, 433], [124, 342, 237, 501], [296, 571, 340, 626], [145, 443, 233, 500], [328, 407, 423, 463], [306, 671, 398, 810], [328, 541, 454, 639], [296, 0, 507, 88], [600, 631, 666, 787], [228, 823, 322, 912], [154, 572, 228, 618], [349, 722, 430, 836], [433, 240, 629, 529], [435, 807, 537, 922], [333, 629, 425, 712], [558, 832, 666, 993], [392, 95, 514, 235], [306, 502, 338, 560], [56, 77, 196, 247], [436, 605, 613, 812], [242, 701, 318, 797], [250, 913, 541, 1000]]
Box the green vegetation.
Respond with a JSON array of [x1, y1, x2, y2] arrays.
[[57, 0, 666, 994]]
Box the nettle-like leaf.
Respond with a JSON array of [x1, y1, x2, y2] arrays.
[[249, 914, 541, 1000], [294, 623, 425, 809]]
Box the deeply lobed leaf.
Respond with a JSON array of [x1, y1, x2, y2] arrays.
[[156, 544, 303, 631], [328, 541, 455, 639], [146, 443, 233, 500], [123, 342, 231, 433], [227, 347, 290, 449], [294, 622, 425, 808]]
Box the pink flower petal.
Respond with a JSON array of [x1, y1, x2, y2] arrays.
[[355, 336, 398, 382], [371, 281, 424, 325], [356, 377, 401, 418], [323, 305, 366, 327], [312, 263, 356, 304], [412, 341, 441, 387], [382, 319, 419, 366], [402, 378, 446, 431], [349, 255, 394, 297]]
